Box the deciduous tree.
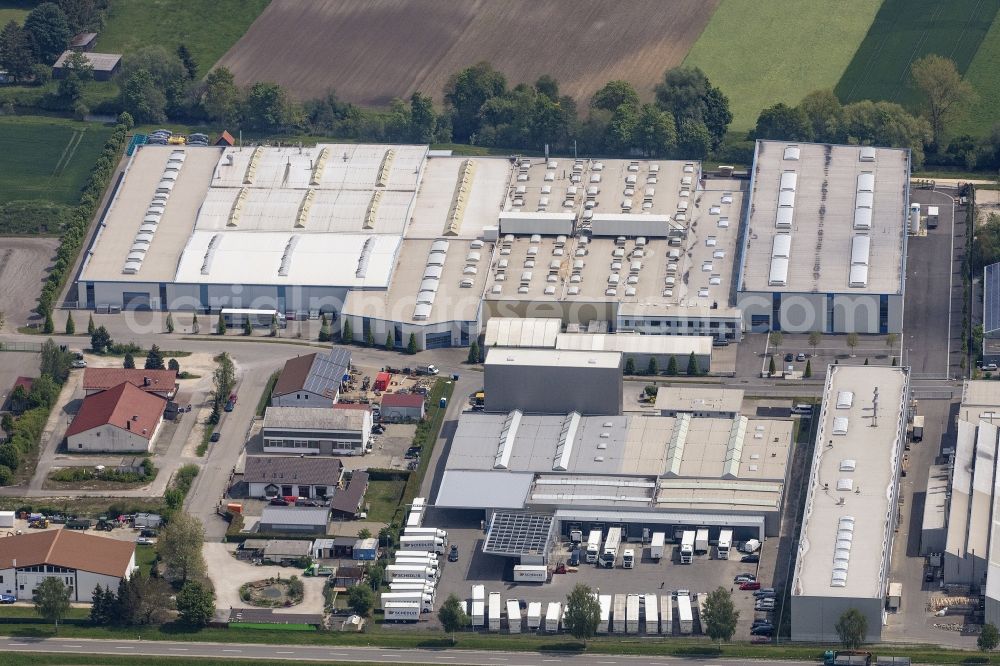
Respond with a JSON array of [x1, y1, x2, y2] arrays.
[[346, 584, 374, 616], [157, 512, 206, 585], [564, 584, 600, 643], [438, 593, 469, 643], [176, 580, 215, 627], [836, 608, 868, 650], [702, 586, 739, 647], [911, 54, 976, 148], [24, 2, 70, 64], [34, 577, 71, 631]]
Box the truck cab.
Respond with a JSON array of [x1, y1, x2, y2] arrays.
[[622, 548, 635, 569]]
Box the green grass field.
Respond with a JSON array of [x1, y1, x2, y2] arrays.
[[953, 10, 1000, 137], [0, 115, 113, 205], [835, 0, 999, 109], [97, 0, 271, 78], [0, 7, 27, 24], [683, 0, 881, 131]]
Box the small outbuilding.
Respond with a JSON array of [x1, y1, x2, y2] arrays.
[[258, 506, 329, 535], [329, 471, 369, 519], [52, 50, 121, 81], [379, 393, 425, 422], [69, 32, 98, 51]]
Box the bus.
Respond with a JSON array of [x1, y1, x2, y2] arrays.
[[220, 308, 286, 329]]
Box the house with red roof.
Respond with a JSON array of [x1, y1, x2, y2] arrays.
[[66, 382, 166, 453], [82, 368, 177, 399]]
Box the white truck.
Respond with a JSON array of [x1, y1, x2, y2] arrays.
[[417, 364, 439, 376], [545, 602, 561, 633], [626, 594, 640, 633], [404, 526, 448, 540], [471, 584, 485, 601], [399, 535, 446, 554], [488, 592, 502, 632], [385, 564, 437, 582], [717, 529, 732, 560], [622, 548, 635, 569], [650, 532, 666, 561], [506, 599, 522, 633], [600, 527, 622, 568], [383, 600, 421, 622], [513, 564, 548, 583], [585, 530, 602, 563], [661, 594, 673, 635], [380, 592, 434, 612], [471, 600, 485, 628], [406, 508, 423, 529], [526, 602, 542, 630], [680, 530, 695, 564], [393, 549, 438, 561], [677, 594, 693, 635], [389, 581, 436, 595], [695, 528, 709, 555], [598, 594, 612, 634], [613, 594, 626, 633], [395, 553, 438, 565], [643, 593, 658, 634]]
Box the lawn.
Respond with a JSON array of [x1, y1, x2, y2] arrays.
[[682, 0, 881, 131], [97, 0, 271, 78], [835, 0, 1000, 111], [365, 478, 407, 524], [0, 115, 113, 205], [0, 7, 27, 25], [953, 10, 1000, 137]]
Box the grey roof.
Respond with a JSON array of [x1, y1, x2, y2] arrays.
[[435, 470, 534, 509], [244, 455, 343, 485], [263, 540, 314, 557], [655, 386, 743, 413], [259, 506, 330, 527], [986, 263, 1000, 335], [483, 512, 554, 556], [263, 406, 366, 432], [329, 471, 369, 514]]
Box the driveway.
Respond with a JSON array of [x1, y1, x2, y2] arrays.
[[204, 542, 327, 614]]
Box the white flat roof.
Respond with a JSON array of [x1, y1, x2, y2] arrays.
[[741, 141, 908, 295], [484, 317, 561, 348], [175, 231, 400, 287], [555, 333, 712, 357], [793, 365, 908, 600], [655, 386, 744, 414], [485, 347, 621, 369], [405, 156, 510, 239]]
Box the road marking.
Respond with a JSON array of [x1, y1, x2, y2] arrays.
[[276, 651, 295, 654], [8, 643, 27, 646], [223, 649, 241, 652], [115, 646, 134, 650], [168, 648, 188, 651], [66, 645, 82, 648]]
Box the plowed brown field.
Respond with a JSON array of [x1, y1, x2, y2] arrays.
[[216, 0, 719, 106]]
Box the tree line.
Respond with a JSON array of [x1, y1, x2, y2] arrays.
[[751, 54, 1000, 170], [0, 0, 106, 84]]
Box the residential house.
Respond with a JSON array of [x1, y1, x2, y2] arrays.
[[244, 456, 344, 499], [82, 368, 177, 399]]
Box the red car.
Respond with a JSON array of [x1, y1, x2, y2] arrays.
[[740, 581, 762, 591]]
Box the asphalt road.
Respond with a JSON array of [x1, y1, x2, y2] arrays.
[[0, 637, 813, 665]]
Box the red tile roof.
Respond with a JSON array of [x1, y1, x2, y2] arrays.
[[216, 130, 235, 146], [380, 393, 425, 408], [67, 382, 166, 440], [83, 368, 176, 394], [0, 529, 135, 577]]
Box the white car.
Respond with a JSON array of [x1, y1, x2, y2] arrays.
[[71, 359, 86, 368]]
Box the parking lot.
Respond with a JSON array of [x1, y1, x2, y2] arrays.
[[424, 512, 774, 636]]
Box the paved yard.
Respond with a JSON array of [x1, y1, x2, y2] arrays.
[[204, 542, 327, 614]]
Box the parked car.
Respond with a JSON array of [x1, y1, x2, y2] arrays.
[[755, 601, 776, 611], [753, 588, 776, 598], [269, 497, 289, 506], [0, 594, 15, 604], [71, 359, 86, 368], [136, 537, 153, 545], [741, 554, 760, 563], [740, 581, 762, 591], [734, 573, 756, 583], [796, 352, 806, 362], [139, 529, 158, 538], [568, 548, 581, 567], [783, 353, 794, 362], [752, 618, 771, 626], [750, 625, 774, 636], [448, 545, 459, 562], [209, 432, 220, 443]]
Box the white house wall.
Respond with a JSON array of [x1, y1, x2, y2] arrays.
[[67, 422, 156, 453]]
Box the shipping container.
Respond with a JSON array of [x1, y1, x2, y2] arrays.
[[489, 592, 502, 632], [680, 530, 695, 564], [677, 594, 693, 635], [384, 600, 421, 622], [613, 594, 626, 633], [506, 599, 522, 633], [527, 602, 542, 630], [717, 529, 733, 559], [626, 594, 640, 633], [472, 584, 485, 601], [650, 532, 666, 560], [471, 600, 485, 628], [695, 528, 709, 554], [545, 602, 561, 633], [661, 594, 673, 635], [598, 595, 612, 634], [586, 530, 602, 563], [513, 564, 548, 583], [643, 594, 658, 634]]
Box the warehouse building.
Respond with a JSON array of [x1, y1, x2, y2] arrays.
[[791, 365, 909, 643], [655, 387, 743, 418], [484, 348, 623, 415], [482, 317, 712, 371], [982, 263, 1000, 364], [436, 409, 793, 542], [737, 141, 909, 334]]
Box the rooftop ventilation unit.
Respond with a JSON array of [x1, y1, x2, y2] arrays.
[[278, 235, 300, 276], [356, 237, 374, 279]]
